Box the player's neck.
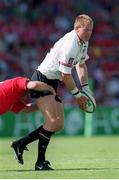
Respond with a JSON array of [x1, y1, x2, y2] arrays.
[[78, 37, 85, 44]]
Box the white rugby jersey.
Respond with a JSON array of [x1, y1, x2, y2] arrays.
[[37, 30, 89, 80]]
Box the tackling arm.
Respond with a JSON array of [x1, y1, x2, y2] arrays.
[[27, 81, 56, 95]]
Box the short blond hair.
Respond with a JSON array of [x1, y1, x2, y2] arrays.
[[74, 14, 93, 29]]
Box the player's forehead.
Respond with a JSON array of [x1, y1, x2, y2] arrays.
[[83, 22, 93, 30]]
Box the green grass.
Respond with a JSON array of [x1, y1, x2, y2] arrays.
[[0, 136, 119, 179]]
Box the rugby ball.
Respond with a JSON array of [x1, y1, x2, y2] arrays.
[[80, 91, 96, 113]]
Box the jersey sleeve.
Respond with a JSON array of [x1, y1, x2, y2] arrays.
[[14, 77, 30, 91], [58, 45, 76, 74]]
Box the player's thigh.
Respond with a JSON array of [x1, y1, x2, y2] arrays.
[[36, 95, 62, 122]]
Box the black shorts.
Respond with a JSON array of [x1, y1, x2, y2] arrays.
[[30, 70, 62, 103]]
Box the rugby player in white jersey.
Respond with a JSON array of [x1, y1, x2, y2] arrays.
[[11, 14, 94, 170]]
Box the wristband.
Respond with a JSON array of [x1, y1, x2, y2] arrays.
[[81, 83, 88, 87], [82, 84, 90, 92], [71, 87, 79, 95], [74, 91, 82, 98], [71, 87, 82, 98]]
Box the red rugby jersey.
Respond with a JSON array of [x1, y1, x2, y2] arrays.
[[0, 77, 29, 115]]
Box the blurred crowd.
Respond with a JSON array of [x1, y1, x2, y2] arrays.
[[0, 0, 119, 106]]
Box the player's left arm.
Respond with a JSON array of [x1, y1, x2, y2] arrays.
[[75, 63, 96, 110], [76, 63, 88, 85], [75, 63, 93, 96]]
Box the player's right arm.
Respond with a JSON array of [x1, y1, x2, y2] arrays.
[[61, 73, 77, 92], [61, 73, 88, 110], [58, 45, 88, 109]]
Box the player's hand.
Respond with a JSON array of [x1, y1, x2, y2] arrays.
[[81, 84, 96, 112], [76, 95, 89, 110]]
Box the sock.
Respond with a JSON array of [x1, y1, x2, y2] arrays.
[[18, 126, 43, 148], [36, 126, 54, 163]]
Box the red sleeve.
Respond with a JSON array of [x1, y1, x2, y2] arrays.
[[11, 101, 27, 113], [14, 77, 30, 91]]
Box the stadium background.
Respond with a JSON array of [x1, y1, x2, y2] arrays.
[[0, 0, 119, 137]]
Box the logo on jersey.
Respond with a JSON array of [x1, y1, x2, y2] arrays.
[[67, 57, 75, 67], [59, 57, 75, 67]]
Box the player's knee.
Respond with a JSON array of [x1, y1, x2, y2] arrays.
[[56, 123, 64, 132], [44, 117, 64, 132], [48, 118, 58, 131], [55, 118, 64, 132]]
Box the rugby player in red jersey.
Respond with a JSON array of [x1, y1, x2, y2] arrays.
[[0, 76, 55, 115]]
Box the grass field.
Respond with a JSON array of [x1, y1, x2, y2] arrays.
[[0, 136, 119, 179]]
